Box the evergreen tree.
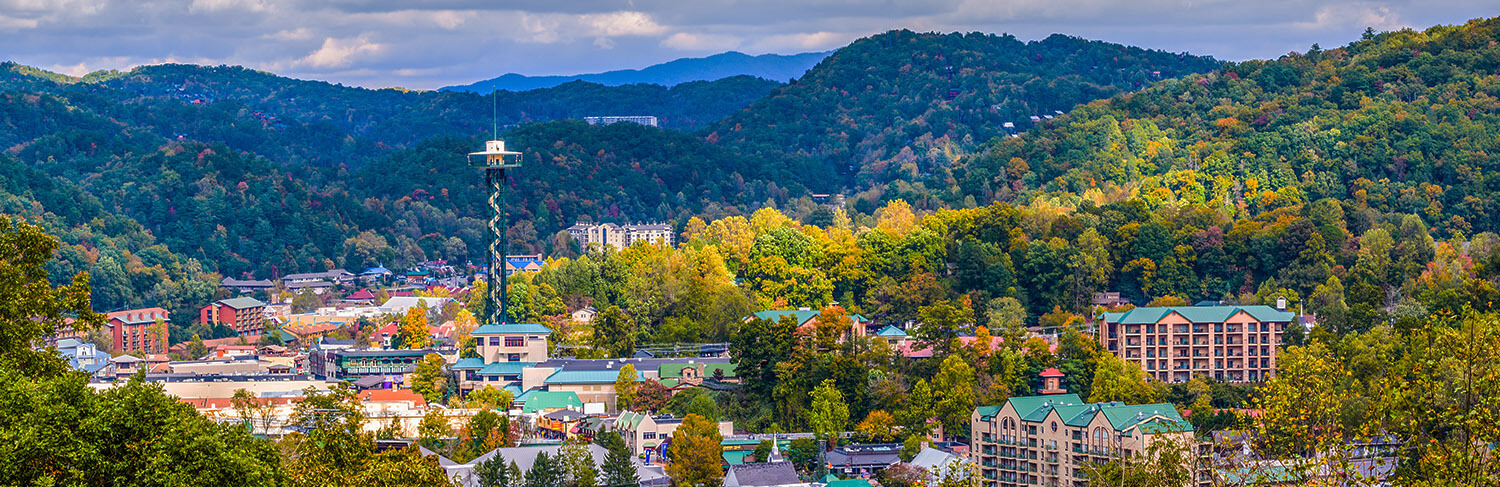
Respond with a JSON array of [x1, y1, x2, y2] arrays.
[[597, 433, 639, 487], [524, 452, 565, 487]]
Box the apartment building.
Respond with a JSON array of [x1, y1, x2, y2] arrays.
[[566, 222, 675, 250], [970, 378, 1197, 487], [199, 297, 268, 337], [106, 307, 170, 355], [1097, 305, 1294, 383]]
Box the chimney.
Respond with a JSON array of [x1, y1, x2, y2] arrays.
[[1276, 296, 1288, 310]]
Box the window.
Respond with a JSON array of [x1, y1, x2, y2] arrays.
[[504, 337, 525, 347], [488, 337, 500, 346], [643, 432, 656, 439], [507, 353, 521, 362], [1050, 421, 1058, 432]]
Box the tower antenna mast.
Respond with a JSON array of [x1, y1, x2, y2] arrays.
[[467, 130, 521, 325]]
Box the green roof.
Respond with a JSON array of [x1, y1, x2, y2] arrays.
[[722, 451, 755, 465], [1100, 305, 1294, 325], [479, 361, 534, 375], [518, 390, 582, 413], [278, 328, 297, 343], [704, 363, 735, 378], [1006, 394, 1085, 423], [658, 363, 694, 378], [875, 325, 907, 337], [659, 379, 680, 388], [751, 309, 869, 326], [974, 405, 1003, 421], [473, 323, 552, 335], [219, 297, 266, 309], [820, 474, 841, 483], [1100, 403, 1193, 434], [544, 369, 644, 384], [453, 357, 486, 370], [828, 480, 873, 487]]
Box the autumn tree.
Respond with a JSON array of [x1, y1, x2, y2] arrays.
[[411, 353, 448, 403], [665, 414, 725, 487], [395, 306, 433, 349]]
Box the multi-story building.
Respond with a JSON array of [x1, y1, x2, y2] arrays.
[[453, 322, 551, 393], [566, 222, 675, 250], [106, 307, 170, 355], [615, 411, 734, 460], [1097, 304, 1294, 383], [584, 115, 659, 127], [199, 297, 268, 337], [970, 373, 1197, 487], [308, 347, 447, 381]]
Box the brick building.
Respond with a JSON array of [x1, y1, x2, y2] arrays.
[[106, 307, 170, 354], [1097, 304, 1294, 383], [199, 297, 269, 337]]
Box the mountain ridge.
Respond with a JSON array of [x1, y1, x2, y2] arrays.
[[442, 50, 831, 92]]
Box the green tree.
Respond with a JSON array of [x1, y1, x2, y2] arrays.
[[476, 451, 515, 487], [615, 364, 639, 411], [525, 451, 565, 487], [900, 379, 937, 437], [808, 379, 851, 439], [1080, 437, 1195, 487], [931, 355, 977, 439], [0, 215, 101, 375], [418, 408, 452, 449], [412, 353, 448, 403], [559, 441, 600, 487], [597, 433, 640, 487], [915, 300, 972, 357], [1088, 353, 1158, 404], [591, 306, 636, 358], [665, 414, 725, 487]]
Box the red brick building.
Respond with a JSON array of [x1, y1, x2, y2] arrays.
[[199, 297, 269, 337], [107, 307, 170, 354]]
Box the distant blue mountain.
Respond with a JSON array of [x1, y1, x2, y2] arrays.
[[442, 51, 830, 92]]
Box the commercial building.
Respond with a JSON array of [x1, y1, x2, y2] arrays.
[[199, 297, 269, 337], [106, 307, 170, 355], [308, 348, 446, 381], [970, 372, 1197, 487], [453, 322, 551, 392], [1097, 304, 1294, 383]]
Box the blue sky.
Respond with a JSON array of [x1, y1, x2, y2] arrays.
[[0, 0, 1494, 89]]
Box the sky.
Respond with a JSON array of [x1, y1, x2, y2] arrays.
[[0, 0, 1495, 90]]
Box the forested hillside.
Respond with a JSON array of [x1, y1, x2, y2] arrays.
[[708, 30, 1222, 205], [957, 18, 1500, 232]]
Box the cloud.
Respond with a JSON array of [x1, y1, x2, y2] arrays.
[[662, 32, 743, 51], [583, 11, 666, 37], [0, 14, 39, 31], [189, 0, 271, 13], [297, 35, 384, 69], [0, 0, 1492, 89]]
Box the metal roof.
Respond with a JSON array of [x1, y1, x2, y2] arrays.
[[472, 323, 553, 335], [1100, 305, 1294, 325], [544, 369, 644, 384]]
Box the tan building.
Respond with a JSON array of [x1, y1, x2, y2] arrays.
[[567, 222, 674, 250], [454, 322, 551, 392], [615, 410, 735, 459], [970, 382, 1198, 487], [1097, 305, 1294, 383]]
